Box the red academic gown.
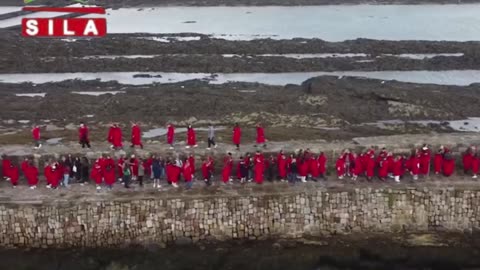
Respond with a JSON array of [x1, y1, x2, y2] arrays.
[[21, 160, 29, 176], [167, 125, 175, 145], [419, 149, 431, 175], [117, 158, 125, 178], [378, 158, 389, 179], [434, 153, 443, 174], [144, 158, 153, 178], [472, 156, 479, 175], [108, 126, 123, 147], [79, 125, 89, 142], [202, 161, 210, 180], [32, 127, 40, 140], [103, 158, 116, 186], [463, 152, 473, 173], [278, 154, 287, 179], [232, 126, 241, 145], [353, 155, 364, 176], [298, 158, 308, 177], [410, 156, 420, 175], [9, 165, 19, 186], [130, 158, 139, 177], [187, 128, 196, 146], [183, 162, 193, 182], [443, 156, 456, 177], [254, 154, 265, 184], [188, 156, 195, 174], [91, 160, 103, 185], [393, 159, 403, 177], [386, 155, 394, 174], [310, 157, 320, 178], [2, 159, 12, 179], [318, 154, 327, 175], [256, 126, 266, 144], [166, 163, 174, 183], [131, 124, 142, 146], [53, 163, 63, 187], [171, 162, 181, 184], [336, 157, 345, 177], [222, 156, 233, 183], [26, 165, 38, 186], [366, 155, 375, 178], [44, 165, 53, 185]]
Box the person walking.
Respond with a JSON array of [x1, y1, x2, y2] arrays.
[[138, 158, 145, 187], [206, 124, 217, 150], [79, 122, 90, 148]]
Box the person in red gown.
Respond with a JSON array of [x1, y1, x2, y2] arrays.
[[32, 125, 41, 149], [79, 122, 90, 148], [410, 151, 420, 180], [463, 146, 474, 175], [318, 152, 327, 180], [442, 148, 455, 177], [419, 144, 431, 177], [352, 153, 363, 181], [471, 150, 479, 179], [186, 125, 197, 148], [253, 151, 265, 184], [393, 155, 404, 183], [232, 123, 242, 150], [130, 122, 143, 149], [21, 157, 29, 177], [309, 154, 320, 181], [222, 153, 233, 184], [202, 156, 214, 185], [433, 148, 444, 175], [188, 154, 195, 178], [103, 155, 116, 189], [378, 156, 389, 181], [336, 155, 345, 179], [9, 163, 19, 188], [25, 160, 38, 189], [278, 151, 287, 181], [171, 157, 182, 188], [44, 161, 54, 188], [129, 154, 139, 181], [91, 158, 103, 190], [144, 155, 153, 180], [1, 155, 12, 180], [167, 123, 175, 149], [365, 153, 375, 181], [183, 158, 194, 189], [255, 123, 266, 148], [108, 124, 123, 149], [117, 155, 125, 182]]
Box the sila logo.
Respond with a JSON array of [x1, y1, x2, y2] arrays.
[[21, 6, 107, 37]]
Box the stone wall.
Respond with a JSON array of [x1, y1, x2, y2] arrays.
[[0, 186, 479, 248]]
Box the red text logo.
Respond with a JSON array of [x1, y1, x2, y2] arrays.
[[21, 6, 107, 38]]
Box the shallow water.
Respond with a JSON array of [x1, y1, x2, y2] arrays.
[[1, 70, 480, 86], [3, 5, 480, 41], [87, 5, 480, 41]]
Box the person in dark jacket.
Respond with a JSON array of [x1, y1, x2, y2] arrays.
[[80, 157, 89, 185]]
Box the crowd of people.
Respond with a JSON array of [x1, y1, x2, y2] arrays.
[[31, 122, 267, 151], [0, 144, 477, 190]]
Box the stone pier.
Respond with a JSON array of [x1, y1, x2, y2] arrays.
[[0, 182, 479, 248]]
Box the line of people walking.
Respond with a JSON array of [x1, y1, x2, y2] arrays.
[[30, 122, 267, 150], [0, 144, 477, 190]]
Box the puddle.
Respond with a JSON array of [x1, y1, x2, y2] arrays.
[[72, 91, 126, 96], [15, 93, 46, 98], [1, 70, 480, 86]]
